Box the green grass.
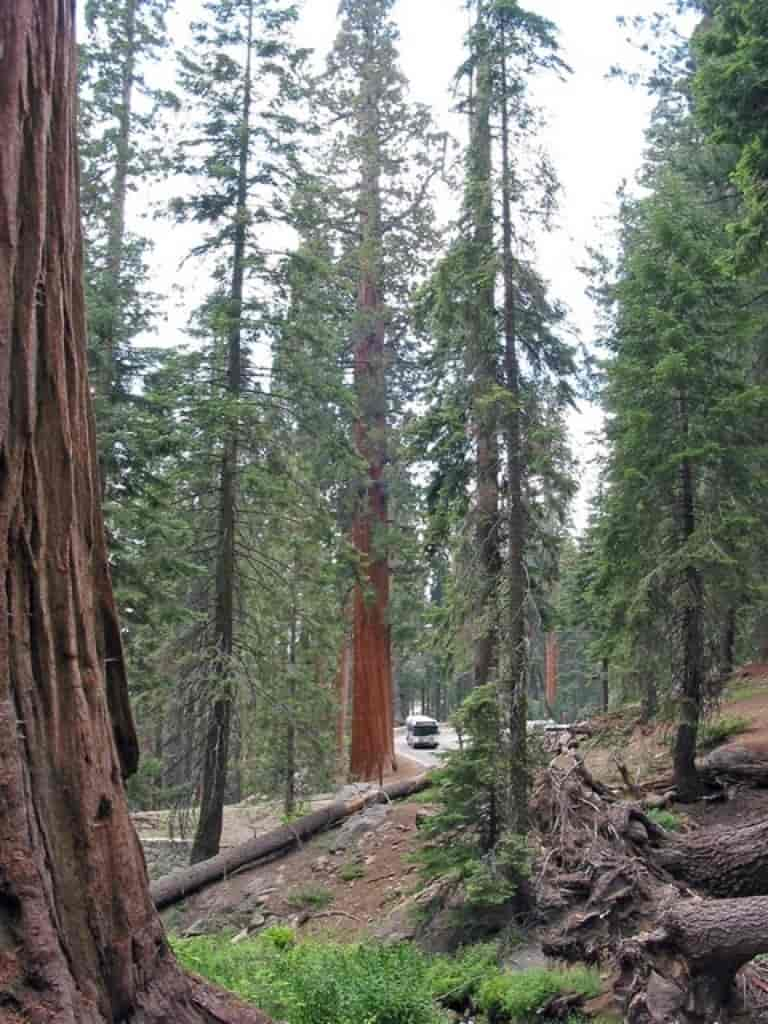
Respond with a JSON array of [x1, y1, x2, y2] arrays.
[[645, 807, 684, 832], [725, 681, 764, 703], [286, 884, 334, 911], [697, 715, 750, 752], [173, 934, 444, 1024], [338, 862, 366, 882], [172, 933, 605, 1024], [477, 965, 601, 1022]]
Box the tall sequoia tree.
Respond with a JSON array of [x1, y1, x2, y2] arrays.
[[0, 3, 268, 1021], [318, 0, 442, 780]]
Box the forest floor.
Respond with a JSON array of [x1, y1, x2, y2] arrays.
[[141, 664, 768, 998]]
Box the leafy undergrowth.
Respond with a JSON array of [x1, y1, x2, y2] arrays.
[[645, 807, 684, 832], [173, 930, 602, 1024], [696, 714, 751, 752]]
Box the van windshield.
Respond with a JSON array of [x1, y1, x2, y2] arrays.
[[413, 722, 438, 736]]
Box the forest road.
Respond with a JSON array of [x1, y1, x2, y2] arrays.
[[393, 725, 458, 768]]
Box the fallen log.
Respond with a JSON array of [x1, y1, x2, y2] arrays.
[[698, 743, 768, 787], [618, 895, 768, 1023], [150, 774, 430, 910], [657, 815, 768, 897]]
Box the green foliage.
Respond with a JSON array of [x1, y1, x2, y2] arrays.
[[261, 925, 297, 951], [173, 933, 602, 1024], [286, 885, 334, 911], [416, 686, 530, 908], [339, 863, 366, 882], [172, 935, 445, 1024], [697, 714, 750, 751], [124, 756, 163, 811], [425, 942, 500, 1010], [477, 965, 601, 1023], [645, 808, 684, 832], [692, 0, 768, 261]]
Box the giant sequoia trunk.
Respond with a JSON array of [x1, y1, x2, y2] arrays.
[[0, 4, 268, 1021], [348, 8, 394, 782]]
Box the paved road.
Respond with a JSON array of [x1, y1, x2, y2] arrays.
[[394, 724, 459, 768]]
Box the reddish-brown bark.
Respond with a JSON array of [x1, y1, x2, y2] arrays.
[[348, 7, 394, 782], [0, 4, 268, 1020]]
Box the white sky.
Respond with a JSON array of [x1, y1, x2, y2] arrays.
[[80, 0, 677, 528]]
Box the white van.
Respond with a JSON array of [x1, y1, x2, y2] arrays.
[[405, 714, 440, 749]]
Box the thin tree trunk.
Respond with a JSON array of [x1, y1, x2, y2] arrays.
[[469, 0, 501, 691], [672, 391, 703, 801], [500, 18, 528, 833], [719, 606, 736, 678], [335, 604, 353, 779], [285, 607, 298, 817], [349, 10, 394, 782], [602, 657, 610, 713], [0, 4, 268, 1020], [191, 1, 253, 862]]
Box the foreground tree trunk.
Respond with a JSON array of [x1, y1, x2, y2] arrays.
[[0, 4, 268, 1021]]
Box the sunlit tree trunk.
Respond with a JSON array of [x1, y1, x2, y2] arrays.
[[0, 4, 268, 1021]]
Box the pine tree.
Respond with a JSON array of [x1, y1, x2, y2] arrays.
[[172, 0, 307, 861], [78, 0, 175, 493]]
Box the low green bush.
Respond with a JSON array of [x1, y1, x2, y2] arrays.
[[339, 862, 366, 882], [645, 807, 684, 832], [426, 941, 500, 1009], [286, 884, 334, 910], [697, 715, 750, 752], [173, 935, 444, 1024], [172, 934, 604, 1024], [477, 965, 601, 1022]]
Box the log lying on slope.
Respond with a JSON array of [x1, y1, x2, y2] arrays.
[[657, 815, 768, 897], [150, 774, 431, 909], [618, 896, 768, 1023], [698, 743, 768, 787]]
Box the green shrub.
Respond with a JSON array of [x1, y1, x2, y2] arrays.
[[697, 715, 750, 752], [286, 884, 334, 910], [172, 935, 444, 1024], [261, 925, 296, 950], [426, 941, 500, 1009], [339, 862, 366, 882], [646, 807, 684, 832], [477, 965, 601, 1022]]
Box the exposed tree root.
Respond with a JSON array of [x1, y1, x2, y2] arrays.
[[531, 751, 768, 1021]]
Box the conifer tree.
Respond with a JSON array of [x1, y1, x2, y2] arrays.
[[78, 0, 175, 492], [172, 0, 307, 861], [316, 0, 443, 781]]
